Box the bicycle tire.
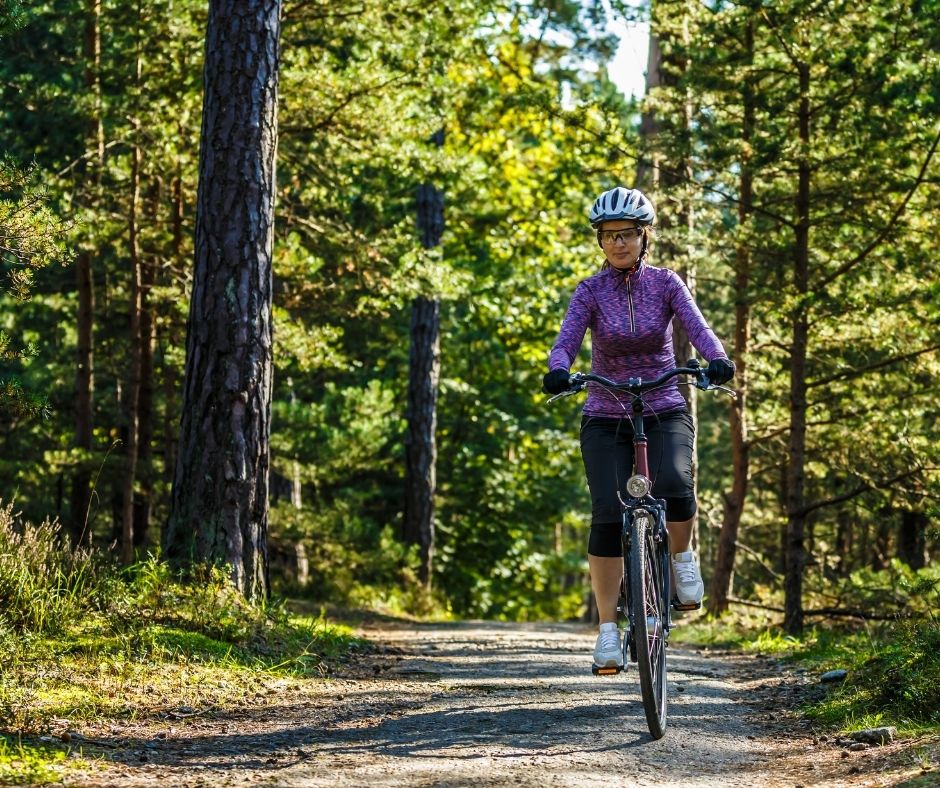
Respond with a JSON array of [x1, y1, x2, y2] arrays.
[[629, 510, 668, 739]]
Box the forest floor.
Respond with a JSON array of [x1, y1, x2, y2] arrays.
[[57, 619, 938, 787]]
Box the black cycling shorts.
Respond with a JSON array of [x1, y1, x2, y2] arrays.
[[580, 409, 697, 536]]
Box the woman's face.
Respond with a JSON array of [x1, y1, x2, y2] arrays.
[[598, 220, 644, 270]]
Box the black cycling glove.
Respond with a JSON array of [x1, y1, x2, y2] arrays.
[[542, 368, 571, 394], [706, 358, 735, 385]]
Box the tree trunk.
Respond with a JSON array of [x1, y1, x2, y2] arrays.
[[69, 0, 103, 547], [402, 132, 444, 589], [898, 510, 927, 569], [163, 171, 186, 493], [638, 10, 698, 543], [134, 185, 157, 550], [403, 295, 441, 588], [833, 507, 853, 577], [708, 19, 754, 615], [635, 29, 661, 190], [871, 506, 892, 571], [121, 126, 143, 566], [164, 0, 281, 601], [71, 252, 95, 546], [783, 61, 811, 637]]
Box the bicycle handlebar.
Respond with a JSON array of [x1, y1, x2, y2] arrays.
[[547, 360, 737, 402]]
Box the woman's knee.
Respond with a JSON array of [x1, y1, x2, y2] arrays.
[[588, 521, 622, 557], [665, 495, 697, 522]]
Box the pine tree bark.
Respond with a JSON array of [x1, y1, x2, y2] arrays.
[[403, 295, 441, 588], [871, 507, 891, 571], [164, 0, 281, 600], [121, 128, 143, 566], [833, 507, 853, 577], [134, 249, 154, 549], [783, 60, 811, 636], [402, 132, 444, 589], [71, 251, 95, 545], [69, 0, 103, 547], [708, 18, 754, 615]]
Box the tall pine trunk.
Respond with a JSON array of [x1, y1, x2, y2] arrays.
[[784, 60, 811, 636], [70, 0, 103, 547], [121, 124, 143, 566], [403, 295, 441, 588], [135, 245, 155, 549], [403, 135, 444, 590], [708, 19, 754, 615], [638, 9, 698, 540], [164, 0, 281, 600]]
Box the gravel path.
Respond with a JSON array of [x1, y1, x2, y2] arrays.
[[67, 621, 930, 787]]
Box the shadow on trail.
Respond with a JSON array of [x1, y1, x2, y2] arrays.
[[83, 622, 771, 787], [102, 654, 756, 777]]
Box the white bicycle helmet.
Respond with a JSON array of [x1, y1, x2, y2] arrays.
[[589, 187, 656, 227]]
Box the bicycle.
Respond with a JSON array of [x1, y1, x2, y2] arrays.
[[548, 359, 735, 739]]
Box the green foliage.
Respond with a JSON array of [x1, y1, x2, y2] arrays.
[[0, 160, 67, 296], [645, 0, 940, 623], [0, 0, 937, 624], [0, 0, 24, 39], [0, 502, 96, 633], [265, 0, 634, 617], [0, 736, 70, 786], [0, 160, 68, 424], [0, 506, 364, 739], [776, 615, 940, 733]]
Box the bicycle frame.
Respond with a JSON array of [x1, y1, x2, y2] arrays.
[[619, 395, 671, 661]]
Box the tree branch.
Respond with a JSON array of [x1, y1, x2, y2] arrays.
[[728, 597, 915, 621], [806, 342, 940, 389], [813, 126, 940, 291], [735, 542, 784, 581], [797, 468, 933, 518]]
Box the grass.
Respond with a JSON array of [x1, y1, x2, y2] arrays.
[[675, 596, 940, 737], [796, 618, 940, 733], [0, 503, 368, 783], [0, 734, 82, 786]]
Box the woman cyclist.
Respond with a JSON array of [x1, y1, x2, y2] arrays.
[[543, 186, 735, 670]]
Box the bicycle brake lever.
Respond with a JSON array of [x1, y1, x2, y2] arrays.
[[710, 384, 738, 399], [690, 377, 738, 399], [546, 382, 586, 403]]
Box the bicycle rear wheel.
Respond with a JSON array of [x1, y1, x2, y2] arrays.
[[629, 511, 668, 739]]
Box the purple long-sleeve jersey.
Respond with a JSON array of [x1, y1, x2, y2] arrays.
[[549, 263, 728, 416]]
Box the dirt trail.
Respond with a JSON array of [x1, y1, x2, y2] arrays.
[[68, 621, 929, 787]]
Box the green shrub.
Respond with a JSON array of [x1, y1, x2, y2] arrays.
[[0, 502, 96, 634], [837, 618, 940, 727]]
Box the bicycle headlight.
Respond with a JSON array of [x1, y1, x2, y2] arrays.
[[626, 474, 652, 498]]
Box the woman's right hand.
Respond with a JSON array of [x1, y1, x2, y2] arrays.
[[542, 368, 571, 394]]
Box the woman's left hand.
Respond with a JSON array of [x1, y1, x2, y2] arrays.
[[706, 358, 735, 385]]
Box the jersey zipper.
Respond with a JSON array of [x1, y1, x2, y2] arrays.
[[626, 279, 636, 332]]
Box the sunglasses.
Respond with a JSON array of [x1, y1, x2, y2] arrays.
[[598, 228, 644, 245]]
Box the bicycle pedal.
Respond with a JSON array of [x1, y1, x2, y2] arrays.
[[671, 598, 702, 611], [592, 663, 624, 676]]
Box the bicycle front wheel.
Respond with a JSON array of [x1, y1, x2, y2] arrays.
[[629, 510, 668, 739]]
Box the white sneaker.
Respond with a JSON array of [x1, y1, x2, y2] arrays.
[[593, 622, 624, 668], [671, 550, 704, 607]]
